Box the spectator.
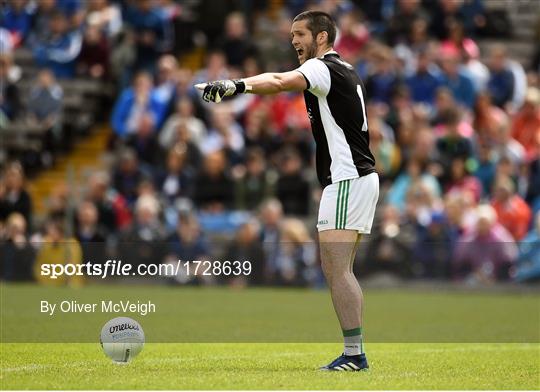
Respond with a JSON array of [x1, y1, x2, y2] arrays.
[[474, 143, 497, 198], [487, 45, 515, 109], [453, 204, 517, 283], [159, 98, 207, 150], [110, 72, 163, 138], [511, 87, 540, 162], [0, 54, 22, 121], [435, 108, 474, 172], [507, 55, 528, 113], [406, 48, 444, 107], [153, 54, 178, 128], [193, 150, 234, 212], [0, 212, 35, 281], [444, 192, 471, 238], [365, 45, 400, 105], [259, 198, 283, 279], [34, 218, 83, 286], [200, 105, 245, 163], [387, 159, 441, 210], [125, 112, 162, 166], [428, 0, 468, 40], [445, 157, 482, 204], [75, 200, 107, 243], [0, 162, 32, 227], [223, 220, 266, 286], [75, 200, 107, 265], [276, 148, 310, 216], [369, 112, 401, 181], [27, 0, 56, 44], [362, 204, 417, 278], [513, 211, 540, 282], [193, 50, 229, 89], [235, 147, 276, 210], [27, 69, 63, 164], [525, 154, 540, 208], [461, 36, 489, 93], [257, 15, 298, 73], [495, 122, 526, 167], [491, 176, 532, 241], [273, 218, 317, 286], [473, 91, 509, 147], [164, 212, 210, 285], [112, 148, 148, 205], [385, 0, 428, 46], [406, 17, 430, 54], [86, 171, 131, 233], [408, 127, 438, 170], [412, 211, 455, 279], [123, 0, 172, 72], [216, 12, 258, 69], [108, 28, 136, 88], [243, 104, 282, 156], [165, 67, 205, 121], [431, 87, 457, 126], [85, 0, 123, 39], [32, 10, 82, 78], [440, 18, 480, 67], [76, 22, 110, 80], [439, 47, 476, 109], [118, 194, 166, 267], [334, 10, 369, 64], [57, 0, 85, 29], [155, 144, 195, 205], [0, 0, 33, 47]]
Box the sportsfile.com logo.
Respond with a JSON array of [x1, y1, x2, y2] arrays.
[[39, 259, 253, 279]]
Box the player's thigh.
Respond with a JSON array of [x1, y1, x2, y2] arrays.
[[318, 229, 359, 272]]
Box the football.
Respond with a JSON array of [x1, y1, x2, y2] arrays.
[[100, 317, 145, 363]]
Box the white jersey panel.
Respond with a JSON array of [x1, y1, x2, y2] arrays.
[[318, 95, 360, 183], [296, 58, 331, 97]]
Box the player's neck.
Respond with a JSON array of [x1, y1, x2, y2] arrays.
[[315, 46, 335, 58]]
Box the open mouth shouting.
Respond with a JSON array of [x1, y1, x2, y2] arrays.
[[296, 48, 305, 62]]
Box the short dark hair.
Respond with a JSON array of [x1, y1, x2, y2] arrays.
[[293, 11, 336, 46]]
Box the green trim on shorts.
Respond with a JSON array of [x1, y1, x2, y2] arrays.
[[343, 180, 350, 229], [335, 179, 350, 229], [335, 181, 343, 229]]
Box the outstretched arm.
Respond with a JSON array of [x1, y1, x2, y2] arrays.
[[241, 71, 307, 94], [195, 71, 307, 103]]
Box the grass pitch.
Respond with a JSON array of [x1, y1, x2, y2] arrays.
[[1, 284, 539, 389], [2, 342, 539, 389]]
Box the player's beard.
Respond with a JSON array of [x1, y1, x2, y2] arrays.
[[306, 39, 318, 60]]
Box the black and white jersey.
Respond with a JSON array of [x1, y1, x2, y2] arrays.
[[296, 51, 376, 187]]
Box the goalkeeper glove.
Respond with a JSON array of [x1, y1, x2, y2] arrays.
[[199, 79, 247, 103]]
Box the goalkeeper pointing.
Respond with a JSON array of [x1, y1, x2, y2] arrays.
[[196, 10, 379, 372]]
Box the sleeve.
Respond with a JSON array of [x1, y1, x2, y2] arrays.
[[296, 58, 331, 97]]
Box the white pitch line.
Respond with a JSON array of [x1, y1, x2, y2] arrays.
[[2, 360, 100, 373]]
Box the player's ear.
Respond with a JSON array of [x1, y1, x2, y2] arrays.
[[317, 31, 328, 46]]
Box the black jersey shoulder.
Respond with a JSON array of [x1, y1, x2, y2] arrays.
[[317, 52, 376, 180]]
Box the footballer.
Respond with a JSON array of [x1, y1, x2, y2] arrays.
[[196, 11, 379, 371]]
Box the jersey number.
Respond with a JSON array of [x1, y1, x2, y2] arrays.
[[356, 85, 368, 132]]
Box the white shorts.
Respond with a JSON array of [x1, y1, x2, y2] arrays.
[[317, 173, 379, 233]]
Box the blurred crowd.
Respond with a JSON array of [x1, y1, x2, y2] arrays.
[[1, 0, 539, 286]]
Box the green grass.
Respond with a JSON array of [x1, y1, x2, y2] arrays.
[[1, 343, 539, 389], [2, 284, 539, 343], [1, 284, 539, 389]]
